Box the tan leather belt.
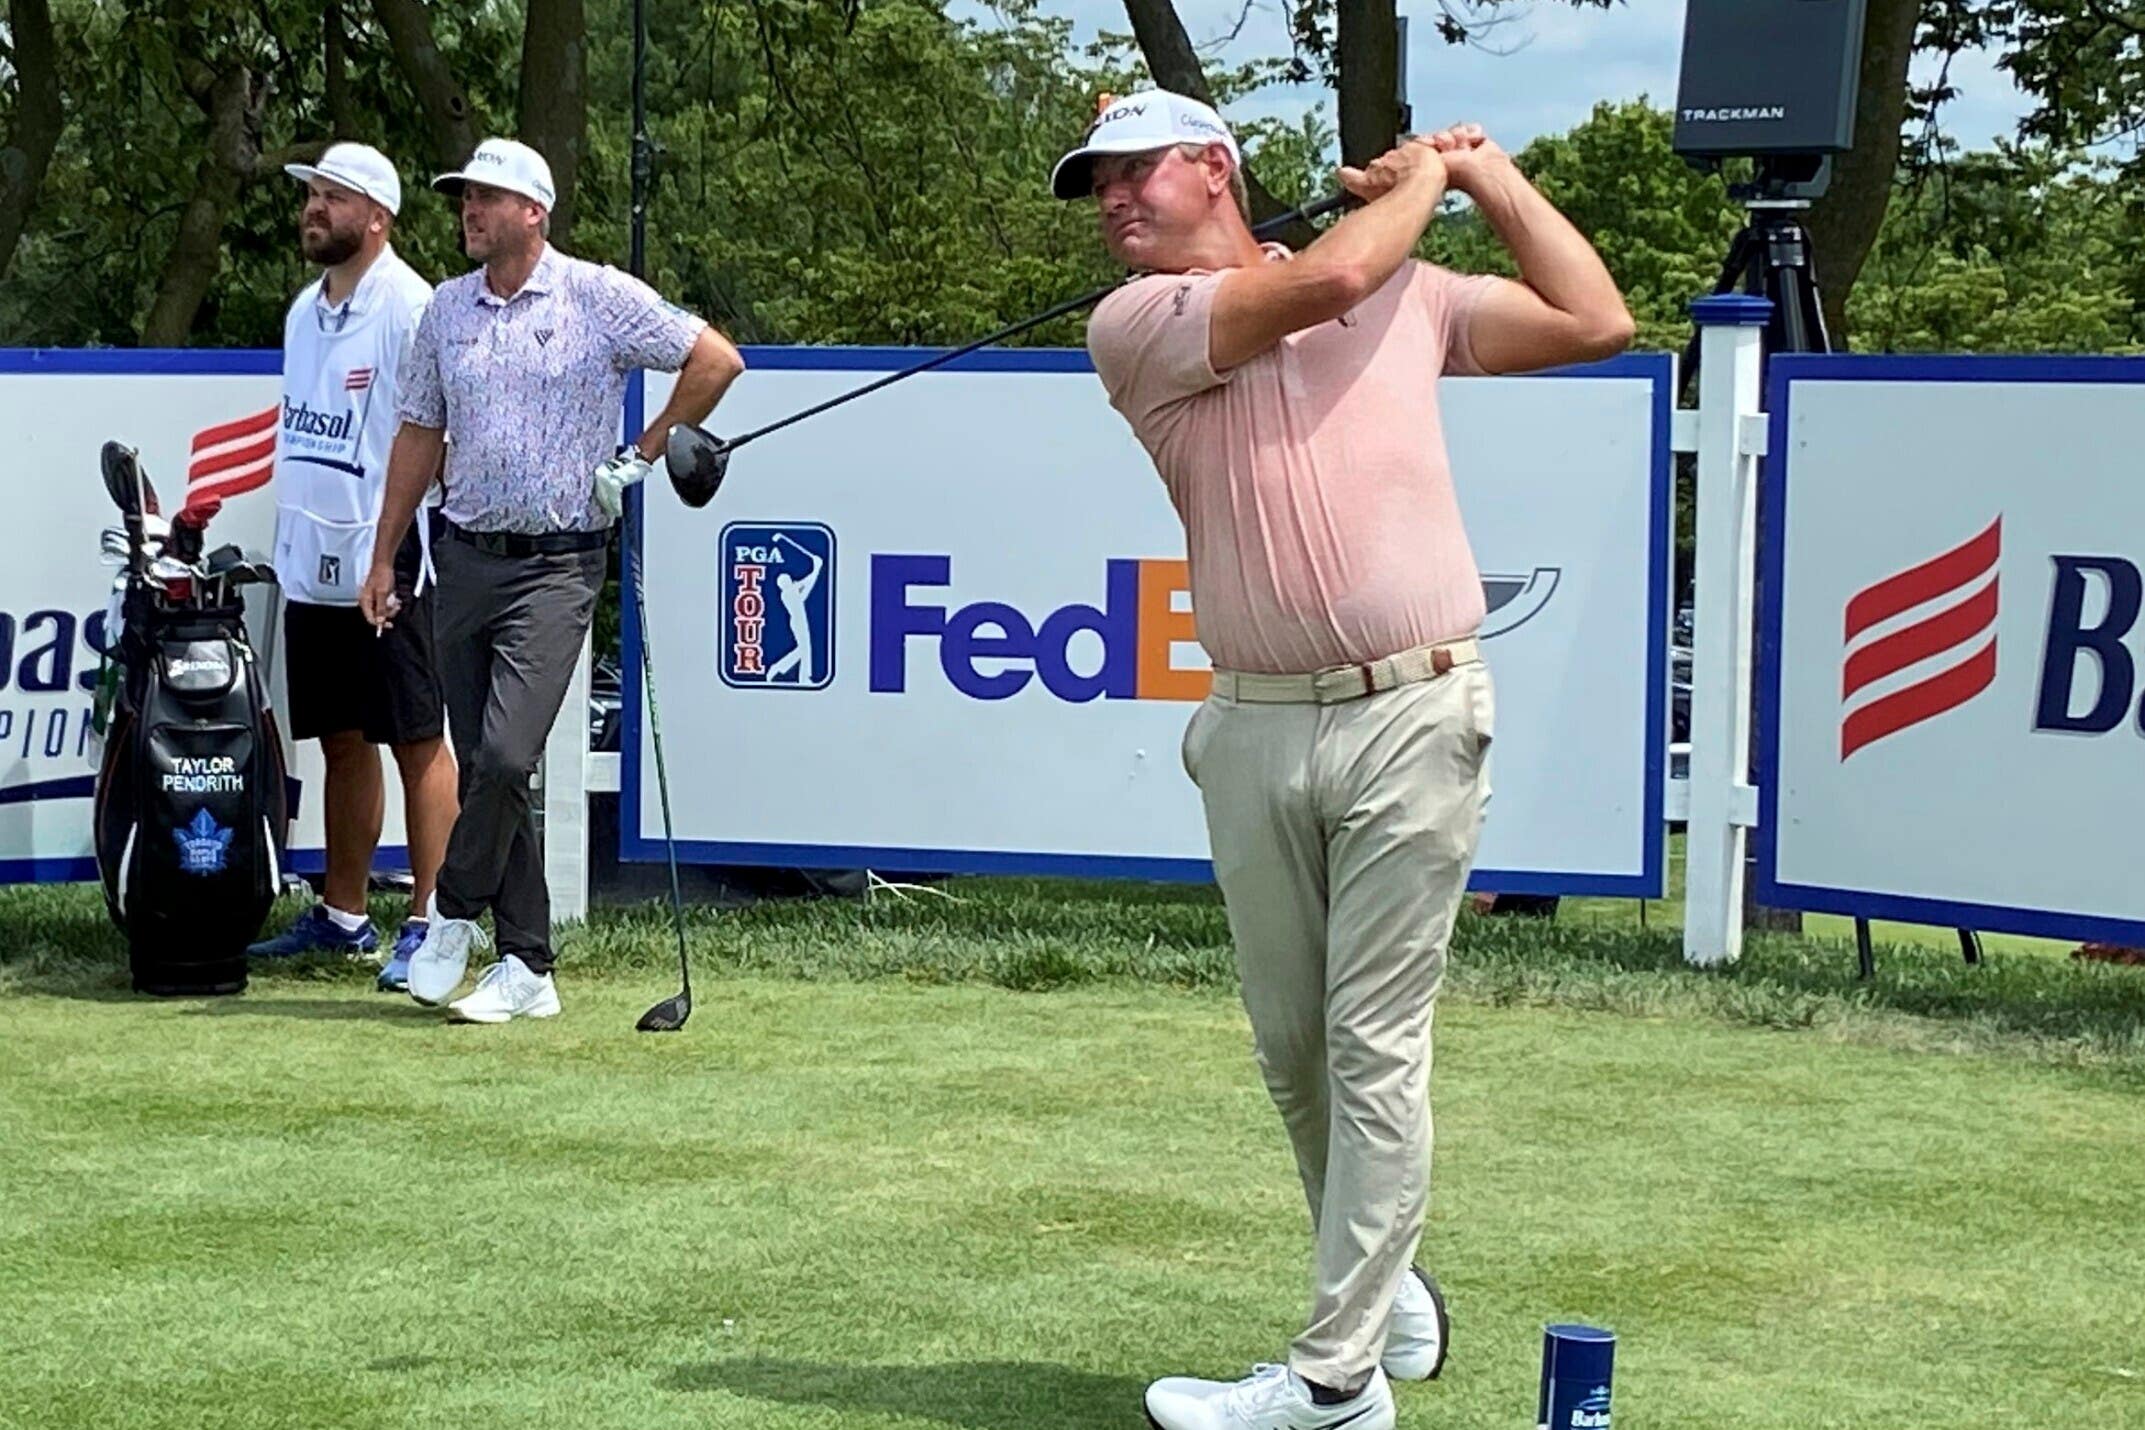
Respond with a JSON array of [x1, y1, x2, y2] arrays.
[[1209, 638, 1480, 705]]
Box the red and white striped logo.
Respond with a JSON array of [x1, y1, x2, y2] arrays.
[[344, 366, 373, 392], [1839, 517, 2002, 760], [185, 406, 280, 508]]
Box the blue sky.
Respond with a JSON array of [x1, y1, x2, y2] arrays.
[[948, 0, 2038, 159]]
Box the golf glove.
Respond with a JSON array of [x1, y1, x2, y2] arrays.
[[592, 448, 658, 520]]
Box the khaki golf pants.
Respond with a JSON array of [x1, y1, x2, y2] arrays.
[[1181, 647, 1494, 1394]]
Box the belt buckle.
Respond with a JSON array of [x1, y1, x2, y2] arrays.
[[1432, 646, 1453, 676]]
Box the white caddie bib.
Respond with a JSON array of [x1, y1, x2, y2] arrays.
[[273, 246, 434, 605]]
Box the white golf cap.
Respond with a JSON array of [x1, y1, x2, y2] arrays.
[[1050, 89, 1241, 200], [284, 142, 403, 215], [431, 138, 557, 210]]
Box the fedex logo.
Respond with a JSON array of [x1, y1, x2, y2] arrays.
[[868, 555, 1206, 702]]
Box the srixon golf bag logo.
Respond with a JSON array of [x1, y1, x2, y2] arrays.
[[1840, 518, 2001, 759], [869, 555, 1206, 703], [718, 523, 835, 690]]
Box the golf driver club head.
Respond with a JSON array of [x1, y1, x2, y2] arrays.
[[666, 422, 732, 509], [100, 442, 141, 517], [635, 991, 691, 1032]]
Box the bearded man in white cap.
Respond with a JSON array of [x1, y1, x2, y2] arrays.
[[1057, 91, 1634, 1430], [250, 141, 461, 993], [361, 138, 745, 1024]]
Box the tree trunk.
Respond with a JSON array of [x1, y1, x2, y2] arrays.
[[518, 0, 586, 244], [371, 0, 480, 167], [1118, 0, 1319, 249], [1804, 0, 1920, 347], [142, 63, 264, 346], [1336, 0, 1400, 168], [0, 0, 63, 281], [325, 0, 360, 137]]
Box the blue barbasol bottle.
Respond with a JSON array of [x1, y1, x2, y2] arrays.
[[1537, 1323, 1615, 1430]]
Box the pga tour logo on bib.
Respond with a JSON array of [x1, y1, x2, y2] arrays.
[[718, 523, 835, 690]]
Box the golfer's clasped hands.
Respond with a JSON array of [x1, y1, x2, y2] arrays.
[[1338, 122, 1502, 203]]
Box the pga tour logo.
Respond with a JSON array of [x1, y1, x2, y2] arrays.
[[719, 523, 834, 690]]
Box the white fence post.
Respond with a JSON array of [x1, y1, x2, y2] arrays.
[[541, 629, 593, 926], [1682, 294, 1771, 967]]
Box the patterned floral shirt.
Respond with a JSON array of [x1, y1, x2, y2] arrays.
[[397, 244, 705, 534]]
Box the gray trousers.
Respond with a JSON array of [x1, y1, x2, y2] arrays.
[[1181, 656, 1493, 1394], [432, 535, 605, 974]]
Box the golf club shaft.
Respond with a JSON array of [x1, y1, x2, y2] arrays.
[[629, 510, 691, 1000], [724, 192, 1353, 451]]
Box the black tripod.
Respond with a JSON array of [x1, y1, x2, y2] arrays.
[[1682, 162, 1984, 978], [1679, 162, 1833, 401]]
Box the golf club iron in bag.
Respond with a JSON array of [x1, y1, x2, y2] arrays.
[[91, 440, 290, 996]]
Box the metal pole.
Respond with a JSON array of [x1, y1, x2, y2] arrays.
[[630, 0, 648, 280]]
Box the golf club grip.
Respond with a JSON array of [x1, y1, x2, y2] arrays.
[[728, 193, 1355, 450]]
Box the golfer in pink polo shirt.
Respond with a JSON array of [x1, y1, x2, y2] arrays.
[[1058, 91, 1634, 1430]]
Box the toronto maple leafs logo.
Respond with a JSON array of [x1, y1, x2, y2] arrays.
[[174, 808, 234, 876]]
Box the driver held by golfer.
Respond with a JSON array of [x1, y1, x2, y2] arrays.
[[1060, 91, 1633, 1430], [361, 137, 744, 1024]]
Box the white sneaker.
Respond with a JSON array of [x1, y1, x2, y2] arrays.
[[447, 955, 561, 1023], [1381, 1267, 1450, 1381], [405, 901, 490, 1007], [1144, 1364, 1394, 1430]]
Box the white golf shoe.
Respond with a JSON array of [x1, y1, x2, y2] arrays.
[[447, 954, 561, 1024], [1381, 1267, 1450, 1381], [1143, 1364, 1395, 1430], [405, 901, 490, 1007]]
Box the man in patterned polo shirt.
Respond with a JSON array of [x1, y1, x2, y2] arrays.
[[360, 137, 746, 1023]]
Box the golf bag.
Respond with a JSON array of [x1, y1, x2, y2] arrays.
[[90, 442, 289, 997]]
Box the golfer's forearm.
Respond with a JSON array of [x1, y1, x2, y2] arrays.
[[1467, 162, 1628, 332], [1300, 174, 1446, 300], [373, 425, 444, 567], [636, 332, 746, 460]]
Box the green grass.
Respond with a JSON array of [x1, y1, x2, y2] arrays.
[[3, 879, 2143, 1429]]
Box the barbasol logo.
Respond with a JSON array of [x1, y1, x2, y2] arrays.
[[1841, 517, 2145, 752], [870, 555, 1206, 703], [1569, 1385, 1612, 1429], [719, 523, 834, 690], [281, 397, 354, 442], [1841, 518, 2001, 759]]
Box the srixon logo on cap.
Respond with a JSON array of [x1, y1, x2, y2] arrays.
[[1090, 101, 1149, 133]]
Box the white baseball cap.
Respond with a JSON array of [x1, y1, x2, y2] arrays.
[[1050, 89, 1242, 200], [432, 138, 557, 210], [284, 142, 403, 216]]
